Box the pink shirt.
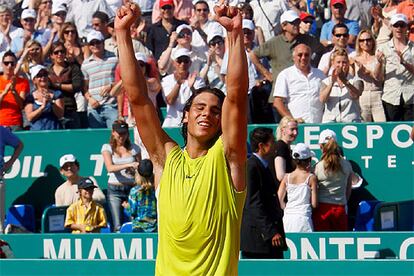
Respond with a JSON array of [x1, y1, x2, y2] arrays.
[[151, 0, 193, 23]]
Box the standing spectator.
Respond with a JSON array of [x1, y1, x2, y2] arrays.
[[372, 0, 399, 46], [151, 0, 193, 23], [319, 0, 360, 48], [64, 177, 107, 233], [56, 154, 106, 207], [59, 22, 85, 66], [101, 120, 141, 232], [397, 0, 414, 42], [0, 51, 29, 130], [241, 127, 287, 259], [238, 2, 265, 46], [273, 44, 325, 123], [122, 159, 157, 233], [299, 11, 316, 36], [377, 13, 414, 121], [24, 65, 64, 130], [344, 0, 375, 30], [82, 30, 118, 128], [319, 48, 363, 123], [15, 40, 44, 81], [145, 0, 187, 60], [161, 48, 205, 127], [278, 143, 318, 232], [0, 5, 19, 55], [0, 126, 23, 233], [48, 42, 84, 129], [313, 129, 353, 231], [41, 3, 67, 56], [34, 0, 52, 31], [352, 29, 386, 122], [92, 11, 111, 39]]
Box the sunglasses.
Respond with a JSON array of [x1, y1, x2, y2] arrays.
[[178, 32, 191, 39], [3, 61, 15, 66], [53, 49, 66, 55], [196, 8, 208, 12], [289, 19, 301, 26], [333, 4, 344, 9], [334, 33, 349, 38], [35, 73, 49, 78], [23, 18, 35, 22], [209, 40, 224, 47], [41, 0, 52, 4], [55, 12, 66, 17], [89, 40, 102, 46], [243, 29, 254, 35], [64, 29, 76, 35], [303, 20, 313, 24], [359, 38, 373, 43], [161, 5, 173, 10], [393, 22, 407, 28], [176, 57, 191, 64]]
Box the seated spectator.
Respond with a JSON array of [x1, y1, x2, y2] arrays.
[[55, 154, 106, 207], [158, 23, 206, 76], [0, 5, 20, 55], [319, 48, 363, 123], [151, 0, 193, 23], [0, 51, 29, 130], [352, 29, 386, 122], [24, 65, 64, 130], [273, 44, 325, 123], [377, 13, 414, 121], [64, 177, 107, 233], [14, 39, 44, 90], [161, 48, 205, 128], [123, 159, 157, 233], [59, 22, 86, 66], [299, 12, 316, 36], [92, 11, 111, 40], [82, 30, 118, 128], [313, 129, 353, 231], [320, 0, 360, 48], [48, 42, 84, 129]]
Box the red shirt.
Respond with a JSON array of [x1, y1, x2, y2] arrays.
[[0, 75, 30, 127], [397, 1, 414, 41]]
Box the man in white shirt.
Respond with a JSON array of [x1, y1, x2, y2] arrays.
[[273, 43, 325, 123]]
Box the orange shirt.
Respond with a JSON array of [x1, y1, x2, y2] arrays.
[[397, 0, 414, 41], [0, 75, 30, 127]]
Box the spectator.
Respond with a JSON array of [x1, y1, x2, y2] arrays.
[[64, 177, 107, 233], [278, 143, 317, 233], [238, 2, 265, 46], [34, 0, 52, 31], [101, 120, 141, 232], [151, 0, 193, 23], [273, 43, 325, 123], [274, 116, 298, 184], [0, 51, 29, 130], [319, 0, 360, 48], [92, 11, 111, 39], [372, 0, 399, 46], [41, 2, 67, 56], [48, 41, 84, 129], [14, 39, 44, 85], [189, 0, 215, 51], [319, 48, 363, 123], [0, 5, 19, 55], [145, 0, 187, 60], [0, 126, 23, 233], [299, 11, 316, 36], [82, 30, 118, 128], [397, 0, 414, 42], [59, 22, 86, 66], [25, 65, 64, 130], [241, 127, 287, 259], [344, 0, 375, 30], [55, 154, 106, 207], [313, 129, 353, 231], [377, 13, 414, 121], [161, 48, 205, 127], [352, 29, 386, 122], [123, 159, 157, 233]]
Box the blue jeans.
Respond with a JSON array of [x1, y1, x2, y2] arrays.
[[87, 103, 118, 128], [107, 184, 132, 231]]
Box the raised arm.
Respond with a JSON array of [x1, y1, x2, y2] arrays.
[[214, 2, 248, 192], [115, 3, 176, 168]]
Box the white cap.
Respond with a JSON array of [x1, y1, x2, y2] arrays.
[[292, 143, 314, 160], [135, 52, 148, 63], [242, 19, 255, 31], [390, 13, 408, 26], [21, 9, 36, 20], [21, 0, 30, 9], [207, 28, 224, 43], [318, 129, 337, 144], [280, 10, 299, 24], [87, 30, 105, 43], [30, 65, 47, 78], [172, 48, 191, 60], [176, 24, 193, 34], [52, 4, 67, 15], [59, 154, 77, 168]]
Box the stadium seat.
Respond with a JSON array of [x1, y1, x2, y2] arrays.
[[100, 223, 111, 233], [41, 205, 70, 233], [353, 200, 381, 231], [5, 204, 36, 232], [120, 222, 133, 233]]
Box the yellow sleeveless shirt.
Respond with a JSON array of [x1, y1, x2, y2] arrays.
[[155, 138, 246, 276]]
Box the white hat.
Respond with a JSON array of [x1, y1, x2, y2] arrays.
[[176, 24, 192, 34], [390, 13, 408, 26], [292, 143, 314, 160], [135, 52, 148, 63], [280, 10, 299, 24], [172, 48, 191, 60], [242, 19, 255, 31], [21, 0, 30, 9], [207, 28, 224, 43], [87, 30, 105, 43], [52, 4, 67, 15], [30, 65, 47, 78], [318, 129, 337, 144], [21, 9, 36, 20], [59, 154, 77, 168]]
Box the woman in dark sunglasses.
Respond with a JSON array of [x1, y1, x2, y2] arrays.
[[59, 22, 86, 65]]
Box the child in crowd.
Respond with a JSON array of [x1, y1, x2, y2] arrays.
[[122, 159, 157, 233], [64, 177, 107, 233], [278, 143, 318, 232]]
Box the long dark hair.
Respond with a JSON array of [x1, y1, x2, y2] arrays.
[[109, 120, 132, 153], [180, 86, 225, 145]]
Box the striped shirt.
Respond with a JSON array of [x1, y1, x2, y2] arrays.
[[64, 199, 107, 233], [81, 51, 118, 105]]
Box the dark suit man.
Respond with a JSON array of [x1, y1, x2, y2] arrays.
[[241, 127, 287, 258]]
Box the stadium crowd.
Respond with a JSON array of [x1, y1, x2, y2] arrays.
[[0, 0, 413, 259]]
